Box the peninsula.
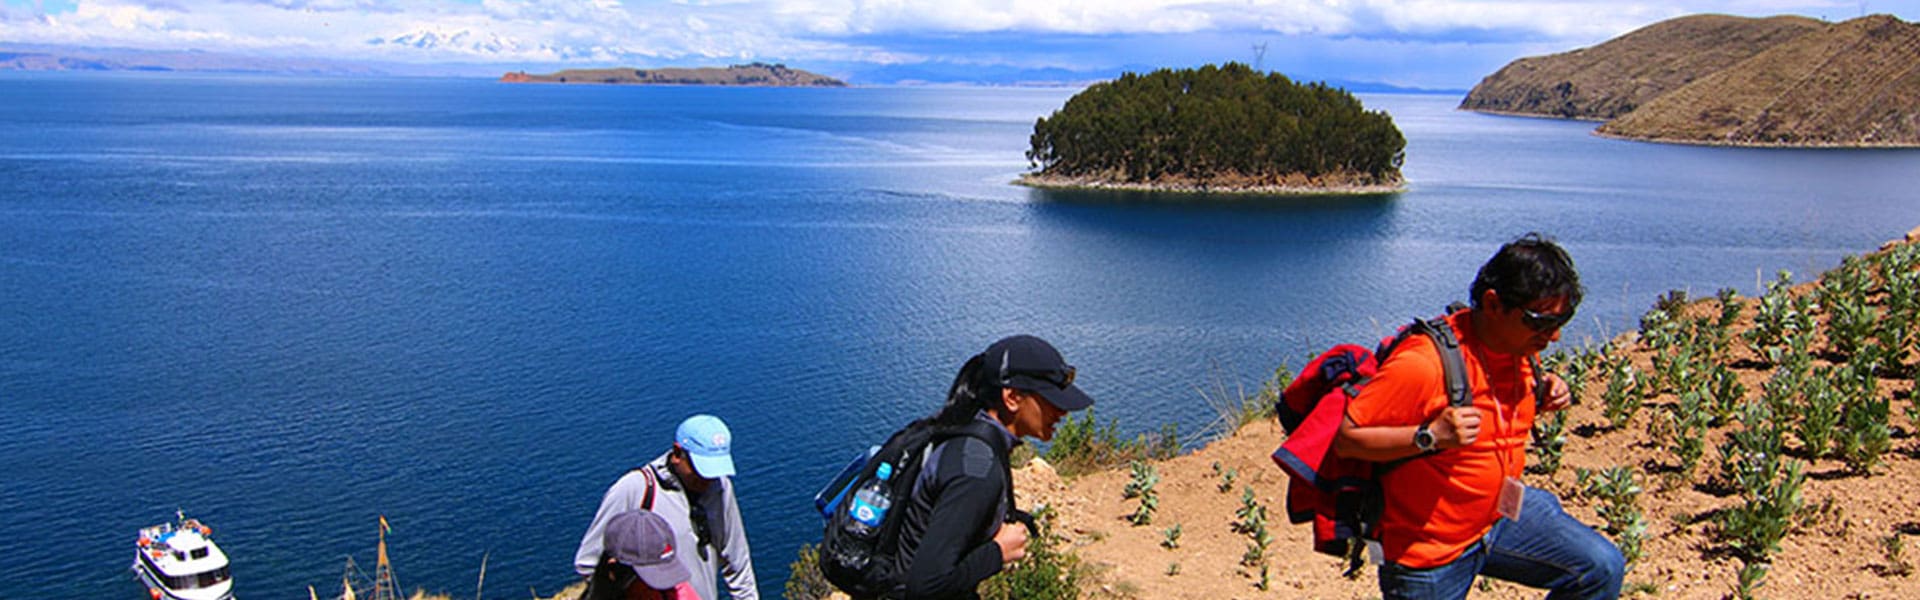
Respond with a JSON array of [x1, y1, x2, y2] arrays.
[[1463, 14, 1920, 147], [1019, 63, 1405, 196], [499, 63, 845, 87]]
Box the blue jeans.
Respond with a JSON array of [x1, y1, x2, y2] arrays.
[[1378, 488, 1625, 600]]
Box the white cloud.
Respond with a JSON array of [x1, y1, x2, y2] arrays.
[[0, 0, 1902, 82]]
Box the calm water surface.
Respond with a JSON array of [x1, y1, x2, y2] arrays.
[[2, 73, 1918, 599]]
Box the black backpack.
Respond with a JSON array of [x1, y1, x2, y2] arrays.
[[816, 417, 1014, 598]]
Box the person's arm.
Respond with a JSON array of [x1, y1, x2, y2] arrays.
[[1334, 408, 1480, 461], [715, 480, 758, 600], [1333, 339, 1480, 462], [573, 471, 651, 576], [904, 439, 1007, 600]]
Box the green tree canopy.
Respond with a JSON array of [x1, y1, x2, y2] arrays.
[[1026, 63, 1405, 187]]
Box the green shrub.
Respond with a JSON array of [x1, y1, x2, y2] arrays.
[[1717, 401, 1787, 492], [1823, 291, 1881, 359], [1716, 288, 1744, 331], [783, 544, 834, 600], [1045, 407, 1160, 478], [1796, 366, 1845, 459], [1835, 362, 1891, 474], [1719, 449, 1807, 563], [1573, 465, 1649, 568], [1657, 391, 1710, 481], [1747, 271, 1813, 359], [980, 507, 1088, 600], [1703, 362, 1748, 427]]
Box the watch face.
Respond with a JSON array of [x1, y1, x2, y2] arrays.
[[1414, 427, 1435, 450]]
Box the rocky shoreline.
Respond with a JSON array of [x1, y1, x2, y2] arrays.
[[1591, 129, 1920, 149], [1014, 173, 1405, 196]]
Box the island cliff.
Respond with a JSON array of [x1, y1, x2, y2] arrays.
[[1464, 14, 1920, 147], [499, 63, 845, 87], [1597, 14, 1920, 146], [1459, 14, 1821, 121]]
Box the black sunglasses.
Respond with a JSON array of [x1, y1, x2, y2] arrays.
[[1003, 365, 1076, 389], [1519, 307, 1574, 332]]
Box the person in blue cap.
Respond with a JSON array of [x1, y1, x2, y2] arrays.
[[575, 415, 757, 600], [890, 334, 1096, 599]]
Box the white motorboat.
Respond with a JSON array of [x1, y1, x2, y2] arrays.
[[133, 511, 234, 600]]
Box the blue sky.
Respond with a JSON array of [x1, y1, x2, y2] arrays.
[[1, 0, 1913, 86]]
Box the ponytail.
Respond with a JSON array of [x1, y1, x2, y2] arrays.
[[932, 352, 1001, 426]]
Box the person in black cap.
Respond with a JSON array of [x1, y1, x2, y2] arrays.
[[890, 334, 1095, 599], [582, 510, 699, 600]]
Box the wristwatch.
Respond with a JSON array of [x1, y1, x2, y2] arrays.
[[1413, 422, 1437, 452]]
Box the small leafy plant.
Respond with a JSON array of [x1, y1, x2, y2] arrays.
[[1528, 407, 1569, 476], [1124, 461, 1160, 526], [1212, 461, 1238, 494], [1160, 523, 1182, 549], [1601, 356, 1645, 430], [1883, 534, 1913, 577], [1733, 561, 1768, 600], [1574, 465, 1649, 568]]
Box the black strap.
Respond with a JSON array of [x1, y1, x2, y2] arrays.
[[1526, 355, 1550, 406], [1408, 317, 1472, 409], [931, 420, 1029, 535], [1372, 315, 1471, 473], [624, 465, 658, 511], [641, 466, 657, 511]]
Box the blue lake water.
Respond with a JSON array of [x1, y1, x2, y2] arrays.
[[3, 72, 1918, 599]]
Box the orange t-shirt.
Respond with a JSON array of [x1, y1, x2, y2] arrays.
[[1344, 313, 1537, 568]]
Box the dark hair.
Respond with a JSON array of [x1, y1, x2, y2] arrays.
[[580, 558, 633, 600], [931, 352, 1003, 427], [581, 558, 676, 600], [1470, 232, 1584, 311]]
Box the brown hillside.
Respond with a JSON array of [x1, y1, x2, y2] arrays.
[[1459, 14, 1821, 120], [499, 63, 845, 87], [1598, 14, 1920, 146], [1019, 227, 1920, 599]]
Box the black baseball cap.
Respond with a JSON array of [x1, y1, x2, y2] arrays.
[[986, 335, 1094, 411]]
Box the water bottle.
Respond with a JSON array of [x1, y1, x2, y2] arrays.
[[846, 463, 894, 538]]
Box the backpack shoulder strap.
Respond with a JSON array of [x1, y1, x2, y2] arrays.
[[639, 464, 658, 511], [1526, 354, 1549, 405], [934, 420, 1021, 526], [1407, 316, 1471, 409]]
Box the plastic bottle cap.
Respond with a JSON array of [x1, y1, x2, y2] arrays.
[[876, 463, 893, 481]]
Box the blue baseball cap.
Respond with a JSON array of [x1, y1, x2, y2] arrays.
[[675, 415, 736, 479]]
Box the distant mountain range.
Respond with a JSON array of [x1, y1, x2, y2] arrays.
[[501, 63, 845, 87], [0, 45, 382, 75], [1462, 13, 1920, 146], [0, 44, 1454, 93]]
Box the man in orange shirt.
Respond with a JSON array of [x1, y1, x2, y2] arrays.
[[1336, 234, 1624, 599]]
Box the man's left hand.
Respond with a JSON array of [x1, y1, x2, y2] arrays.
[[1539, 373, 1572, 412]]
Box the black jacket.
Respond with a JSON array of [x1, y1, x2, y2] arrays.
[[891, 412, 1016, 600]]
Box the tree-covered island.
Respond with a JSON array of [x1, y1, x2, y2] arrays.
[[1020, 63, 1406, 195]]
